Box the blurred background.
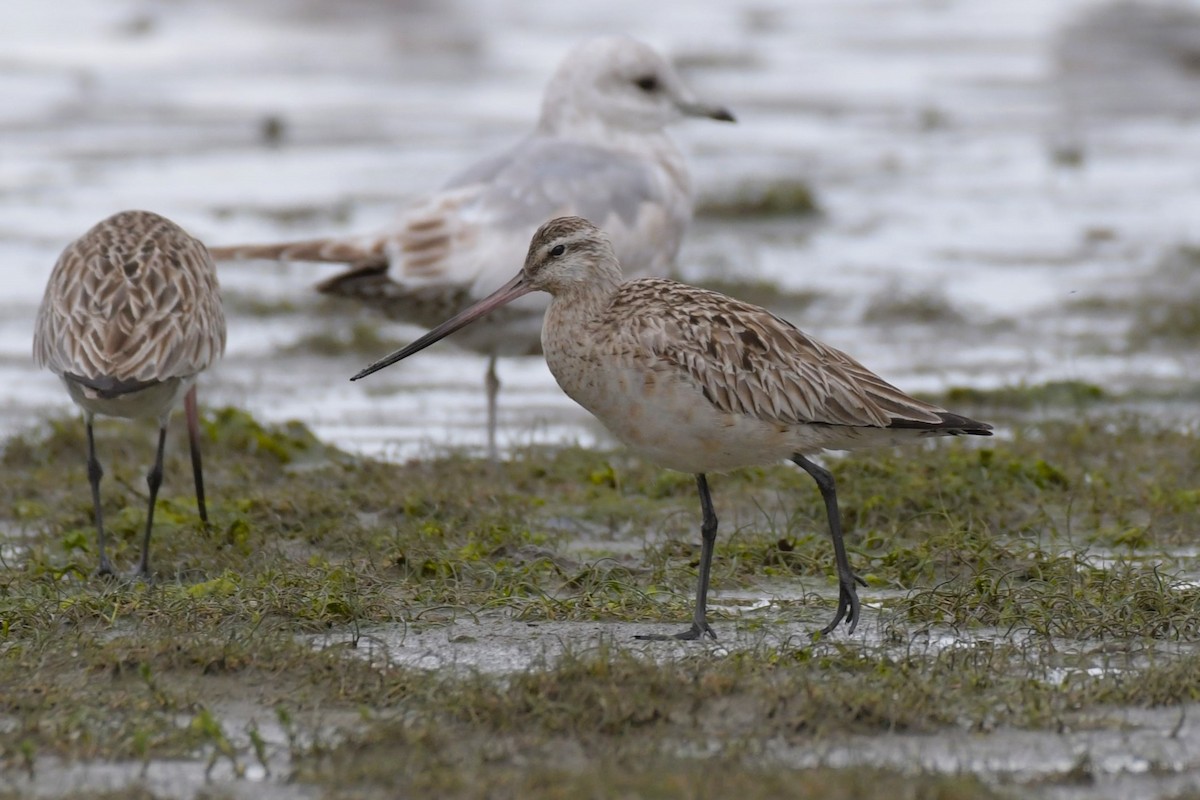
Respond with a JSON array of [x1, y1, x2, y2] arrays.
[[3, 0, 1199, 459]]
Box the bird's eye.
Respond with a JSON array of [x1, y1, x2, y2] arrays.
[[549, 244, 566, 257], [633, 75, 658, 92]]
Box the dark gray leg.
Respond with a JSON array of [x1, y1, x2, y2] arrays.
[[484, 355, 499, 462], [135, 426, 169, 578], [636, 473, 719, 641], [86, 418, 114, 577], [791, 454, 866, 635], [184, 385, 208, 524]]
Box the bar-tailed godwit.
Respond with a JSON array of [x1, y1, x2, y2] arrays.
[[210, 36, 734, 460], [351, 216, 992, 638], [33, 210, 226, 577]]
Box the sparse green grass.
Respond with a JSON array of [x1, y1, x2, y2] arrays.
[[305, 747, 1006, 800], [219, 290, 304, 319], [1127, 246, 1200, 348], [862, 288, 965, 325], [936, 380, 1105, 411], [1132, 298, 1200, 348], [1067, 245, 1200, 351], [282, 320, 410, 358], [697, 178, 821, 217], [2, 407, 1199, 796], [692, 278, 822, 313]]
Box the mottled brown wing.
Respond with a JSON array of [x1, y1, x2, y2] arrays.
[[614, 279, 948, 429], [33, 211, 226, 384]]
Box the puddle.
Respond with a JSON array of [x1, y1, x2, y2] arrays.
[[6, 758, 318, 800], [784, 706, 1200, 800], [4, 687, 356, 800], [309, 596, 1200, 677], [0, 519, 40, 565], [300, 613, 1200, 799]]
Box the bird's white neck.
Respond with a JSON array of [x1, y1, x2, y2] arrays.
[[537, 104, 675, 152]]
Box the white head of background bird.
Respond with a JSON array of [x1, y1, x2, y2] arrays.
[[537, 36, 735, 138]]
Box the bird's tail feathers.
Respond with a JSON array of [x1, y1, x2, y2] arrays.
[[888, 411, 993, 437], [208, 236, 388, 266], [315, 263, 473, 329]]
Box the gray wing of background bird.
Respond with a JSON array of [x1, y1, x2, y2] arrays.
[[315, 134, 692, 333], [383, 133, 691, 286], [445, 136, 676, 232]]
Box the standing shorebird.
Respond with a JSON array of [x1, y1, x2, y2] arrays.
[[351, 217, 992, 638], [33, 210, 226, 577], [210, 35, 734, 460]]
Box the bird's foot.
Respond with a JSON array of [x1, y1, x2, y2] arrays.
[[93, 560, 116, 580], [128, 561, 155, 583], [635, 620, 717, 641], [815, 571, 864, 637]]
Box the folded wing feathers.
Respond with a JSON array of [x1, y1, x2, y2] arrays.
[[34, 216, 225, 386], [621, 280, 963, 432]]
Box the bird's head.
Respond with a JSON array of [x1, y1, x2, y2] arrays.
[[540, 36, 735, 135], [351, 216, 620, 381], [520, 215, 621, 293]]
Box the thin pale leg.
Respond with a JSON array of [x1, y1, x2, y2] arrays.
[[85, 416, 114, 577], [135, 426, 169, 578], [791, 454, 867, 635], [184, 385, 208, 523], [636, 473, 719, 641], [484, 355, 499, 462]]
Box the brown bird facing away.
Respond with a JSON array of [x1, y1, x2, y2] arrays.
[[33, 210, 227, 577], [351, 216, 993, 638], [209, 35, 735, 461]]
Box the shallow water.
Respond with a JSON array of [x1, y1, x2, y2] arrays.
[[4, 0, 1200, 459], [304, 609, 1200, 800], [5, 1, 1200, 797], [309, 599, 1197, 677]]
